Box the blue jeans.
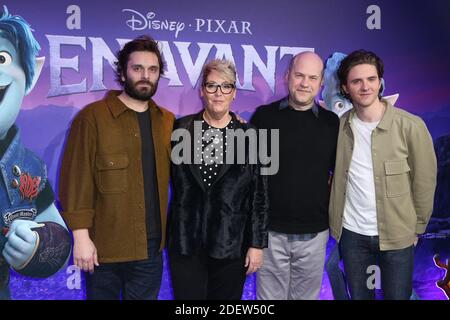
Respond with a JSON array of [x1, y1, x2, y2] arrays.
[[85, 238, 163, 300], [339, 228, 414, 300], [325, 244, 349, 300]]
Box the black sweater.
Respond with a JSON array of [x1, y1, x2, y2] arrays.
[[250, 99, 339, 234]]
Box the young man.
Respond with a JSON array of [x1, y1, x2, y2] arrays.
[[59, 36, 175, 300], [329, 49, 437, 299], [251, 52, 339, 299]]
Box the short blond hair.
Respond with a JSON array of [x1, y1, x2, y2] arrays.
[[201, 59, 237, 85]]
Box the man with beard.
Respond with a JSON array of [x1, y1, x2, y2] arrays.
[[59, 35, 175, 300]]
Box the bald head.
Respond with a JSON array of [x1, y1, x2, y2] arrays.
[[286, 51, 324, 110], [289, 51, 324, 76]]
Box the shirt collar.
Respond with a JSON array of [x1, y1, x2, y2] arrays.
[[344, 98, 394, 131], [278, 96, 319, 118], [377, 99, 395, 131]]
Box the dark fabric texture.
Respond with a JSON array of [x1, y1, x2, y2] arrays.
[[14, 222, 71, 278], [0, 257, 9, 295], [169, 249, 246, 300], [136, 109, 161, 240], [339, 228, 414, 300], [85, 238, 163, 300], [250, 99, 339, 234], [167, 111, 269, 259]]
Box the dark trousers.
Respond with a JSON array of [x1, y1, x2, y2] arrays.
[[325, 244, 349, 300], [169, 250, 247, 300], [339, 228, 414, 300], [85, 238, 163, 300]]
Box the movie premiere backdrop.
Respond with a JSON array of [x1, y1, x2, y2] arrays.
[[4, 0, 450, 300]]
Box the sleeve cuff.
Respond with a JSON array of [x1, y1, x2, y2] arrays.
[[61, 209, 95, 230], [415, 222, 428, 235]]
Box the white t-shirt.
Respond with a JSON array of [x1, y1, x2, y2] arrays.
[[342, 114, 380, 236]]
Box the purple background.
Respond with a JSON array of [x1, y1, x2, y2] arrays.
[[3, 0, 449, 299]]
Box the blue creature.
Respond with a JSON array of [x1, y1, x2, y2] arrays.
[[319, 52, 399, 117], [0, 6, 71, 299]]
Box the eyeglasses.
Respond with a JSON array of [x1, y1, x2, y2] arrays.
[[204, 82, 235, 94]]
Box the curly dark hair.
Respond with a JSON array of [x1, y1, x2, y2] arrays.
[[114, 35, 165, 86]]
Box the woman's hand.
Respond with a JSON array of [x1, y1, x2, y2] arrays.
[[245, 247, 263, 275]]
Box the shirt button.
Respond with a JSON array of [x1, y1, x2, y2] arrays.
[[134, 133, 139, 138], [138, 204, 144, 209], [108, 161, 114, 166], [12, 165, 21, 177], [11, 179, 19, 188]]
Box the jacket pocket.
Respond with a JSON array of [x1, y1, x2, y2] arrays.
[[384, 159, 411, 198], [95, 153, 129, 194]]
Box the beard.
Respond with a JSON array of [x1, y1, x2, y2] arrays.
[[123, 77, 159, 101]]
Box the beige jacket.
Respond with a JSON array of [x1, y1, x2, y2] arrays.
[[329, 99, 437, 250]]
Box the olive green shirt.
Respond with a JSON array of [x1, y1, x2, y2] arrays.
[[59, 91, 174, 262], [329, 99, 437, 250]]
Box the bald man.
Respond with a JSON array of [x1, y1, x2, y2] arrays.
[[250, 52, 339, 299]]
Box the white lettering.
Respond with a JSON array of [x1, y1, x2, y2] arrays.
[[366, 264, 381, 289], [66, 265, 81, 290], [46, 34, 314, 97], [366, 5, 381, 30], [47, 35, 86, 97], [66, 5, 81, 30]]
